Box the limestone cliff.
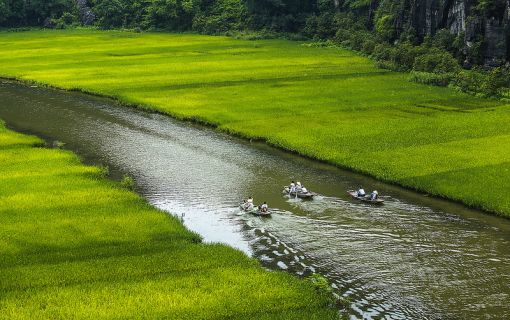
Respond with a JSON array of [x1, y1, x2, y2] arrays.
[[384, 0, 509, 65]]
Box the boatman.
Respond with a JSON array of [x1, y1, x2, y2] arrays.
[[289, 181, 296, 194], [260, 202, 268, 213], [357, 187, 366, 197], [370, 190, 378, 200], [247, 197, 254, 210]]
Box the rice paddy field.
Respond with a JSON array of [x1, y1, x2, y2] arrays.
[[1, 29, 510, 216], [0, 121, 337, 319]]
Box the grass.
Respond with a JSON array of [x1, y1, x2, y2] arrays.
[[0, 29, 509, 216], [0, 121, 337, 319]]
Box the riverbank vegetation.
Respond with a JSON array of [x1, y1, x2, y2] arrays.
[[0, 119, 337, 319], [0, 29, 509, 217]]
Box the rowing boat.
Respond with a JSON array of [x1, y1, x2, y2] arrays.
[[347, 190, 384, 205], [282, 187, 315, 199], [239, 204, 272, 216]]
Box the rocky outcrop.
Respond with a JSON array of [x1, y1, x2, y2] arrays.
[[75, 0, 95, 25], [446, 0, 466, 35], [390, 0, 510, 65], [483, 17, 507, 66]]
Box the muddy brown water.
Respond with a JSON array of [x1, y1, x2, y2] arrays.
[[1, 80, 510, 319]]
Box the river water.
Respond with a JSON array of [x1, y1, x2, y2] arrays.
[[1, 81, 510, 319]]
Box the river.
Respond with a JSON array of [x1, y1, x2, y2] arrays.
[[1, 80, 510, 319]]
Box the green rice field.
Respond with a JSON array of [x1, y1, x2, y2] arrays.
[[1, 29, 509, 216], [0, 121, 336, 319]]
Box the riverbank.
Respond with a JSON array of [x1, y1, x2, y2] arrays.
[[1, 29, 509, 217], [0, 120, 337, 319]]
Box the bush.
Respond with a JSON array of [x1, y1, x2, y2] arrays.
[[371, 43, 396, 62], [449, 67, 510, 98], [52, 11, 78, 29], [432, 29, 457, 52], [409, 71, 453, 86], [92, 0, 126, 29], [483, 67, 510, 96], [375, 59, 398, 70], [304, 13, 336, 39], [193, 0, 246, 34], [393, 43, 428, 71], [375, 14, 395, 41], [361, 38, 376, 55], [413, 50, 461, 74], [449, 69, 485, 95], [120, 174, 135, 190]]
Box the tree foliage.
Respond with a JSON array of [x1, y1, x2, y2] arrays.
[[0, 0, 75, 27]]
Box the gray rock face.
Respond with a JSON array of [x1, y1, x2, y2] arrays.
[[393, 0, 510, 65], [484, 18, 507, 67], [75, 0, 95, 26], [447, 0, 466, 35]]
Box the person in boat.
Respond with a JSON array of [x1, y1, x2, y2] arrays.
[[289, 181, 296, 194], [301, 186, 308, 193], [296, 182, 303, 192], [370, 190, 378, 200], [245, 197, 254, 210], [259, 202, 269, 213], [357, 187, 366, 197]]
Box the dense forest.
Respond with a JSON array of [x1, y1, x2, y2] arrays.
[[1, 0, 510, 95]]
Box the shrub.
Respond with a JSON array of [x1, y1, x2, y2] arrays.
[[375, 59, 398, 70], [375, 14, 395, 41], [193, 0, 246, 34], [449, 69, 485, 94], [332, 12, 361, 31], [92, 0, 126, 29], [97, 165, 110, 179], [120, 174, 135, 190], [393, 43, 428, 71], [53, 11, 78, 29], [304, 13, 336, 39], [349, 31, 368, 51], [449, 67, 510, 98], [334, 28, 351, 43], [361, 38, 376, 55], [413, 50, 461, 74], [409, 71, 453, 87], [371, 43, 396, 62], [432, 29, 457, 52]]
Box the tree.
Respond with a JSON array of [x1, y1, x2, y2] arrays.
[[92, 0, 126, 28], [0, 0, 10, 25], [143, 0, 197, 30]]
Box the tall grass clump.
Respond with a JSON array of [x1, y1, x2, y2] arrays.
[[0, 120, 337, 319]]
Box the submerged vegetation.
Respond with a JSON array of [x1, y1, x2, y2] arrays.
[[0, 29, 509, 217], [0, 120, 338, 318]]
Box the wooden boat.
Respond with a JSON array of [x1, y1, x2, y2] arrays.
[[282, 187, 315, 199], [347, 190, 385, 205], [239, 204, 272, 216], [250, 209, 271, 217]]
